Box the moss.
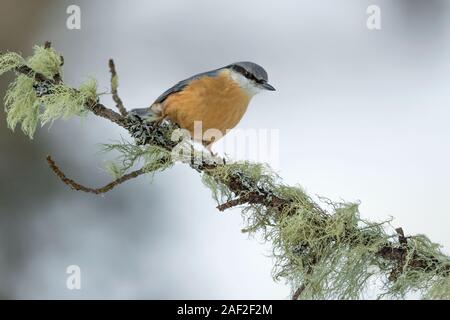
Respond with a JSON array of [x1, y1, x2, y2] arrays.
[[4, 75, 40, 138], [0, 52, 24, 76]]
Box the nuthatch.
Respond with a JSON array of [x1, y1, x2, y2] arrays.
[[132, 62, 275, 150]]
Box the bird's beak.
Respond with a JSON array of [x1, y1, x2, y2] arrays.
[[261, 82, 276, 91]]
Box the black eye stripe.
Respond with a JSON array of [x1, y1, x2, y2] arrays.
[[231, 65, 265, 84], [227, 62, 269, 84]]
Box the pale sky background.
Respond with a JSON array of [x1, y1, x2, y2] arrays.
[[0, 0, 449, 299]]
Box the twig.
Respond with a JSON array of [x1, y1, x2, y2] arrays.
[[396, 227, 408, 246], [85, 102, 129, 129], [292, 264, 315, 300], [292, 284, 306, 300], [14, 61, 129, 129], [46, 155, 146, 194], [108, 59, 127, 116], [8, 51, 450, 297], [217, 196, 251, 211], [35, 62, 450, 285], [15, 65, 48, 82]]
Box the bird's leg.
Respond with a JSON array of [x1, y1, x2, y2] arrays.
[[134, 103, 165, 126], [155, 114, 167, 126]]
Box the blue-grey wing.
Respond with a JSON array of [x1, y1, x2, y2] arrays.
[[153, 69, 222, 104]]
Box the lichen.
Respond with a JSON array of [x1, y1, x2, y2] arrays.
[[271, 202, 389, 299], [4, 75, 40, 138], [104, 161, 126, 179], [111, 74, 118, 92], [2, 46, 93, 137], [2, 45, 450, 299], [102, 140, 173, 178], [39, 79, 97, 125], [27, 45, 62, 79], [202, 160, 450, 299], [0, 52, 24, 76], [426, 274, 450, 299], [380, 234, 450, 299], [202, 161, 277, 206]]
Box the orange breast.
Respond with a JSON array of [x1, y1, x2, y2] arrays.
[[162, 69, 251, 143]]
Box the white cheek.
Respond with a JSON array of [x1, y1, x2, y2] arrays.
[[229, 70, 261, 97]]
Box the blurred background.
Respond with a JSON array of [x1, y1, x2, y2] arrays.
[[1, 0, 450, 299]]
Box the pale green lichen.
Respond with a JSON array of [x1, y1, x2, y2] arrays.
[[0, 52, 24, 76], [1, 45, 450, 299], [39, 81, 94, 126], [380, 234, 450, 299], [272, 202, 389, 299], [425, 274, 450, 300], [104, 161, 126, 179], [111, 74, 118, 92], [2, 46, 93, 137], [27, 45, 62, 78], [202, 160, 450, 300], [202, 161, 277, 207], [79, 78, 98, 101], [4, 75, 40, 138], [102, 140, 173, 178]]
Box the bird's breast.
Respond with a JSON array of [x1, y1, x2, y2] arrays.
[[162, 69, 251, 142]]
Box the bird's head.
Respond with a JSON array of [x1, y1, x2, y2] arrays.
[[226, 61, 275, 96]]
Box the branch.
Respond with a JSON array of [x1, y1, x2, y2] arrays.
[[3, 44, 450, 299], [217, 196, 250, 211], [86, 101, 129, 128], [46, 156, 146, 194], [15, 64, 48, 82], [13, 62, 129, 129], [108, 59, 127, 116], [292, 285, 306, 300]]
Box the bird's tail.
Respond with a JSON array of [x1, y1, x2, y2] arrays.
[[129, 103, 163, 122]]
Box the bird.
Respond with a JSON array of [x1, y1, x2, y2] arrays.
[[131, 61, 275, 152]]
